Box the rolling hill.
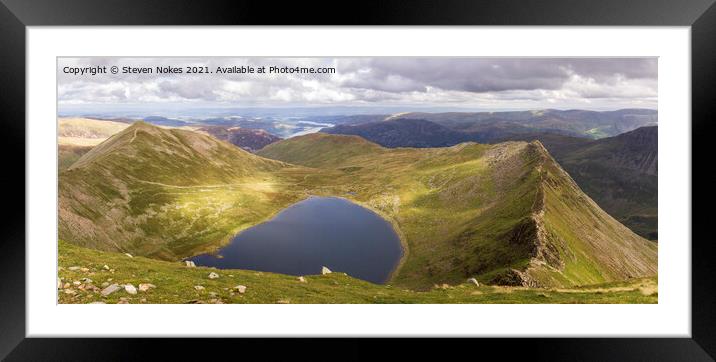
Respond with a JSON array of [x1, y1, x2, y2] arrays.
[[59, 121, 305, 260], [60, 122, 657, 290]]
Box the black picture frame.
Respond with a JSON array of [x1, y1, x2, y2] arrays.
[[1, 0, 714, 360]]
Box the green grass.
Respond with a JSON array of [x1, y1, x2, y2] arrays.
[[58, 240, 657, 304]]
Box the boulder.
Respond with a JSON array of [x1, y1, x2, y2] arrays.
[[138, 283, 156, 292], [233, 285, 247, 294], [194, 285, 205, 291], [298, 276, 306, 283], [321, 266, 332, 275], [124, 284, 138, 295], [185, 261, 196, 268], [101, 283, 121, 296], [208, 272, 220, 279], [103, 265, 110, 270], [467, 278, 480, 287]]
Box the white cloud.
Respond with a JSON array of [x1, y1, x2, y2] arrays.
[[57, 57, 657, 111]]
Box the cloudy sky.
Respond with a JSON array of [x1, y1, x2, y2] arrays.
[[58, 57, 657, 114]]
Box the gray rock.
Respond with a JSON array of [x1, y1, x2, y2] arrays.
[[101, 283, 121, 296], [234, 285, 247, 294], [194, 285, 205, 291], [467, 278, 480, 287], [208, 272, 220, 279], [298, 276, 306, 283], [185, 261, 196, 268], [321, 266, 332, 275], [124, 284, 138, 295]]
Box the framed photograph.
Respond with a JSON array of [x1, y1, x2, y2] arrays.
[[2, 0, 715, 359]]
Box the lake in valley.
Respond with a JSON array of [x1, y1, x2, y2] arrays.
[[187, 196, 403, 284]]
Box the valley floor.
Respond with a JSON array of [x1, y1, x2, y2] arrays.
[[58, 241, 657, 304]]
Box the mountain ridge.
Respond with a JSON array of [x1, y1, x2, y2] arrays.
[[60, 122, 657, 289]]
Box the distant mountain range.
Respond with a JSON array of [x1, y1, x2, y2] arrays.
[[383, 108, 657, 139], [194, 126, 282, 153]]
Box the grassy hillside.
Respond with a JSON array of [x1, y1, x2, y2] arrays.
[[60, 122, 657, 291], [58, 240, 657, 304], [59, 122, 310, 260]]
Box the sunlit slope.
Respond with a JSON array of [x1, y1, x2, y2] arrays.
[[259, 133, 657, 288], [257, 133, 385, 168], [59, 122, 308, 260]]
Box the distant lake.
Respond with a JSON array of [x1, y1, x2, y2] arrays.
[[188, 196, 403, 284]]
